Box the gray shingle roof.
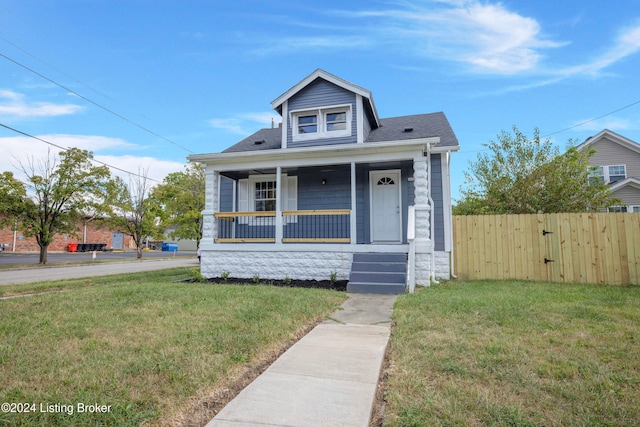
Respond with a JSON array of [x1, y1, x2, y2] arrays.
[[221, 112, 459, 153], [222, 128, 282, 153], [366, 112, 458, 147]]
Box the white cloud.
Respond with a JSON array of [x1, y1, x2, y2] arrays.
[[0, 90, 84, 118], [0, 134, 184, 186], [95, 154, 185, 184], [250, 35, 372, 56], [339, 1, 564, 75], [209, 111, 278, 135], [557, 23, 640, 77]]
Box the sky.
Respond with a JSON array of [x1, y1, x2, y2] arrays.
[[1, 0, 639, 201]]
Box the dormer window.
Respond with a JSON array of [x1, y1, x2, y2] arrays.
[[291, 105, 352, 141], [297, 114, 318, 134]]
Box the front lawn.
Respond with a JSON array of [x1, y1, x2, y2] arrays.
[[0, 268, 346, 426], [384, 280, 640, 426]]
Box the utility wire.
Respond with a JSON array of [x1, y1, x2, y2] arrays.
[[541, 99, 640, 139], [0, 35, 113, 101], [0, 51, 196, 154], [459, 97, 640, 154], [0, 122, 163, 183]]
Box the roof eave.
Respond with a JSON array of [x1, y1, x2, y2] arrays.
[[187, 138, 439, 170]]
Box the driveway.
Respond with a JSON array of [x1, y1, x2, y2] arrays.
[[0, 257, 198, 285]]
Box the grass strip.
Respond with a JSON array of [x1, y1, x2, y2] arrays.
[[384, 280, 640, 426], [0, 270, 346, 426]]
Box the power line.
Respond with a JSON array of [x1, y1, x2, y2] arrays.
[[0, 51, 196, 154], [0, 35, 113, 101], [0, 122, 163, 183], [458, 97, 640, 154], [541, 99, 640, 139]]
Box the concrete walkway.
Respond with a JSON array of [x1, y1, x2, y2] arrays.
[[206, 293, 397, 427]]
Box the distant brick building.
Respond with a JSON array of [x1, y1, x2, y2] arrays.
[[0, 216, 135, 252]]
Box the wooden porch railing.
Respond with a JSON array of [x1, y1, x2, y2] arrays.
[[214, 209, 350, 243]]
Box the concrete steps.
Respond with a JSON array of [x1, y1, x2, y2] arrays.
[[347, 253, 407, 294]]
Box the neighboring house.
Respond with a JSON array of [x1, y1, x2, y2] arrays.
[[188, 69, 460, 293], [578, 129, 640, 212]]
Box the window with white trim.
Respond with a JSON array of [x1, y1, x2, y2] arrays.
[[592, 164, 627, 184], [608, 206, 628, 213], [237, 174, 298, 224], [254, 181, 276, 211], [291, 105, 351, 141], [608, 165, 626, 183], [609, 205, 640, 213]]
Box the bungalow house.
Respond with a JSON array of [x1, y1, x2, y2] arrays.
[[188, 69, 459, 293], [578, 129, 640, 212]]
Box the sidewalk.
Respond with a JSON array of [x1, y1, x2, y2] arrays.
[[206, 293, 397, 427]]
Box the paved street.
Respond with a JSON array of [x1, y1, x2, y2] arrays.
[[0, 255, 198, 285], [0, 250, 194, 266]]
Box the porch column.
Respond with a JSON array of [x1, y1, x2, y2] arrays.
[[275, 166, 283, 243], [202, 169, 219, 245], [413, 156, 432, 285], [350, 162, 357, 244]]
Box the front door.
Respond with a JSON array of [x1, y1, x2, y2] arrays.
[[370, 170, 402, 243]]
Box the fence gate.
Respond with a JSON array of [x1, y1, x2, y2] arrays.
[[453, 213, 640, 285]]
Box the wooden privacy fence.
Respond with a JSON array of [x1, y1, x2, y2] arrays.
[[453, 212, 640, 285]]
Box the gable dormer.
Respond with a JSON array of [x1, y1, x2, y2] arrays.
[[271, 69, 380, 148]]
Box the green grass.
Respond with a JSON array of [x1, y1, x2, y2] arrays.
[[0, 268, 346, 426], [384, 280, 640, 427]]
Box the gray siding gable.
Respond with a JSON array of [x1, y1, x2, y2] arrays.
[[287, 79, 358, 148]]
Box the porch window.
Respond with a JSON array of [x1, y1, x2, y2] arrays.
[[237, 175, 298, 224], [255, 181, 276, 211]]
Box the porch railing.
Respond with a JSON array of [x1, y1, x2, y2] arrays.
[[214, 209, 350, 243]]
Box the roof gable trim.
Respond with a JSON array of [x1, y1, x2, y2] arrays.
[[271, 69, 373, 110], [577, 129, 640, 155]]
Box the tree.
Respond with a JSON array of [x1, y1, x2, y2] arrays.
[[0, 171, 27, 227], [103, 167, 162, 259], [9, 148, 111, 264], [151, 163, 205, 246], [454, 126, 616, 215]]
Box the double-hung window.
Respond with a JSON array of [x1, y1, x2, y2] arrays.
[[237, 174, 298, 224], [592, 164, 627, 184], [291, 105, 351, 141], [297, 115, 318, 134], [254, 181, 276, 211], [608, 165, 626, 183]]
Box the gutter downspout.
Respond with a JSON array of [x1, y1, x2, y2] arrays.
[[444, 150, 457, 279], [426, 143, 439, 285]]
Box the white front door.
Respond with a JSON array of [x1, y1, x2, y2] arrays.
[[370, 170, 402, 243]]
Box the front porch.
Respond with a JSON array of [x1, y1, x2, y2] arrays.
[[194, 140, 446, 291]]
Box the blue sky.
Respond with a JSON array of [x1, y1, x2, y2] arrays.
[[1, 0, 639, 201]]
